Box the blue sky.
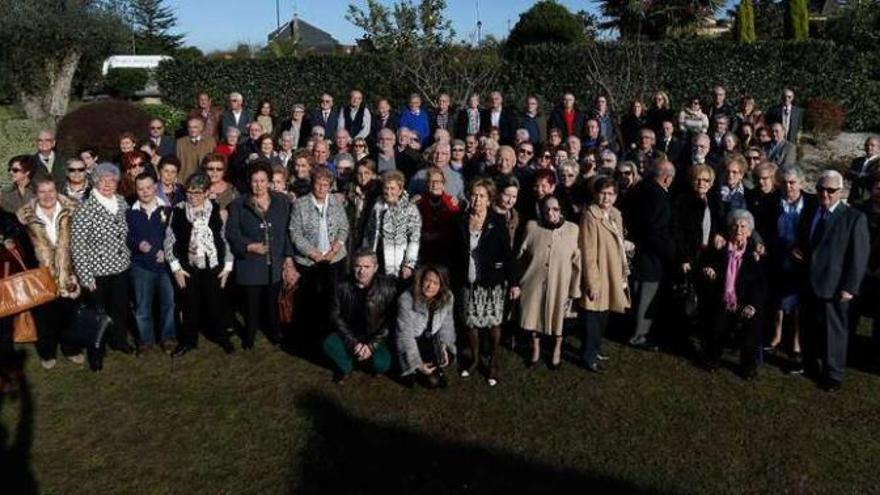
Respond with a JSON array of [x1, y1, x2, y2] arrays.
[[166, 0, 740, 52], [166, 0, 602, 52]]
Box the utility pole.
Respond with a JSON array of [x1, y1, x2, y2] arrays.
[[276, 0, 281, 30], [475, 0, 482, 44]]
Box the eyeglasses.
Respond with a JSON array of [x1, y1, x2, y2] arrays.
[[354, 144, 366, 149], [150, 126, 163, 130], [541, 154, 552, 160], [186, 190, 206, 196], [452, 148, 465, 152], [206, 166, 224, 172], [321, 99, 332, 103], [545, 206, 561, 212], [518, 149, 534, 155], [68, 167, 86, 173], [8, 167, 23, 173], [816, 186, 841, 194], [621, 171, 634, 177]]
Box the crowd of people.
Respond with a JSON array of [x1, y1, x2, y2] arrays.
[[0, 85, 877, 393]]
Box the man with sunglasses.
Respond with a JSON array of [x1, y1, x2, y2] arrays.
[[220, 92, 253, 138], [766, 88, 804, 144], [796, 170, 869, 392], [147, 118, 175, 157]]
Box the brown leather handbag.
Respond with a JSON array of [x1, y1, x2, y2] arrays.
[[0, 244, 59, 319]]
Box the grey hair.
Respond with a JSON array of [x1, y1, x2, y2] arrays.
[[280, 131, 294, 141], [95, 162, 120, 180], [777, 165, 804, 182], [818, 169, 844, 188], [515, 128, 530, 141], [727, 209, 755, 231], [335, 152, 355, 167], [228, 91, 243, 101], [225, 126, 241, 136]]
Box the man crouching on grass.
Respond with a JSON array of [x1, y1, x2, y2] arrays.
[[322, 249, 397, 384]]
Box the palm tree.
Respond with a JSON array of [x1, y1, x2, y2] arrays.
[[596, 0, 726, 40]]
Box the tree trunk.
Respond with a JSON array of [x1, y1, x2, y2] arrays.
[[18, 48, 82, 129]]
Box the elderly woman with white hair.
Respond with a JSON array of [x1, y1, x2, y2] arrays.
[[699, 209, 767, 380], [70, 162, 136, 355]]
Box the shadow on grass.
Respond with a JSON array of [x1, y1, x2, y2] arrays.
[[0, 349, 37, 495], [289, 392, 669, 494]]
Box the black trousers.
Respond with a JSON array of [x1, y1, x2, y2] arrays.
[[295, 261, 340, 337], [802, 292, 850, 383], [179, 266, 230, 347], [705, 310, 762, 372], [243, 282, 281, 345], [33, 298, 80, 360], [90, 272, 132, 350], [582, 310, 609, 367]]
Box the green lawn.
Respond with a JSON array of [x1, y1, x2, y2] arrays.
[[2, 330, 879, 494]]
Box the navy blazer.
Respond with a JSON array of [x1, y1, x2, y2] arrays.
[[480, 107, 518, 146], [798, 202, 870, 299], [765, 105, 804, 143], [155, 136, 176, 157], [310, 108, 340, 137], [225, 192, 294, 286], [220, 109, 254, 137]]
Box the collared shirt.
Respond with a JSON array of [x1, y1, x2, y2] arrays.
[[39, 151, 55, 173], [35, 202, 62, 246], [232, 110, 242, 124], [810, 201, 841, 240], [491, 108, 501, 127]]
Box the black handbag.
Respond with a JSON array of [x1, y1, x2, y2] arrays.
[[673, 276, 700, 318], [68, 303, 112, 371]]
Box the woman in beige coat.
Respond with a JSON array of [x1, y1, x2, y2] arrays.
[[580, 176, 631, 373], [517, 196, 581, 369]]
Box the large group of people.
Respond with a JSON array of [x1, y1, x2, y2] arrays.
[[0, 85, 877, 393]]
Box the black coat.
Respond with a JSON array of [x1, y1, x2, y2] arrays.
[[225, 192, 294, 286], [276, 118, 312, 149], [370, 112, 400, 144], [452, 210, 517, 289], [623, 179, 675, 282], [309, 108, 340, 137], [646, 108, 676, 135], [798, 202, 870, 299], [620, 113, 648, 149], [672, 190, 721, 266], [454, 108, 479, 140], [699, 238, 767, 314], [656, 135, 684, 164], [480, 107, 518, 145], [548, 106, 586, 140]]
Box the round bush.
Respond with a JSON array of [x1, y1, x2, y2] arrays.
[[56, 100, 152, 161]]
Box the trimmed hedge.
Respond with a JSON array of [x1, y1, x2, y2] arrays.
[[157, 40, 880, 131]]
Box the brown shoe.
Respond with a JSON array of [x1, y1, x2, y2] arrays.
[[138, 343, 157, 355]]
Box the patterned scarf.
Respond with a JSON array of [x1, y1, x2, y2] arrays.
[[723, 242, 746, 312], [185, 200, 218, 269]]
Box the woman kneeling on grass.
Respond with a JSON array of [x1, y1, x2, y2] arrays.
[[396, 265, 456, 389]]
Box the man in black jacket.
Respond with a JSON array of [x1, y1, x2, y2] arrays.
[[480, 91, 518, 146], [623, 159, 677, 350], [796, 170, 870, 391], [322, 249, 397, 383]]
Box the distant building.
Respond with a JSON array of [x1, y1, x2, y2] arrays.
[[267, 15, 342, 53]]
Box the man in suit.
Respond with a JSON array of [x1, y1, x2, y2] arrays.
[[370, 98, 399, 145], [766, 123, 797, 168], [32, 130, 66, 187], [657, 120, 683, 165], [765, 88, 804, 144], [480, 91, 518, 146], [625, 128, 660, 174], [175, 117, 216, 182], [845, 136, 880, 204], [623, 158, 677, 350], [220, 92, 253, 138], [336, 89, 371, 140], [796, 170, 870, 391], [310, 93, 340, 138], [548, 92, 586, 140], [147, 118, 175, 157]]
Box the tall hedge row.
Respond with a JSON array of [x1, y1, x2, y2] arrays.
[[156, 40, 880, 131]]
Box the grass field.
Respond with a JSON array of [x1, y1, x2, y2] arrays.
[[2, 327, 880, 494]]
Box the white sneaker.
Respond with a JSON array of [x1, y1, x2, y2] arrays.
[[597, 353, 610, 361], [40, 359, 57, 370], [460, 369, 471, 378], [487, 378, 498, 387], [66, 353, 85, 365]]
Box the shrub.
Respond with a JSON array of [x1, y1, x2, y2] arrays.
[[805, 98, 845, 139], [56, 100, 152, 160], [155, 39, 880, 131], [104, 68, 151, 98]]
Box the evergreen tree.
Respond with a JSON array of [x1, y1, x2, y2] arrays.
[[129, 0, 184, 54], [597, 0, 725, 41], [735, 0, 757, 43], [786, 0, 809, 41], [506, 0, 592, 50]]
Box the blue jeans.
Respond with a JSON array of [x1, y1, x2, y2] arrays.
[[130, 265, 176, 344]]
